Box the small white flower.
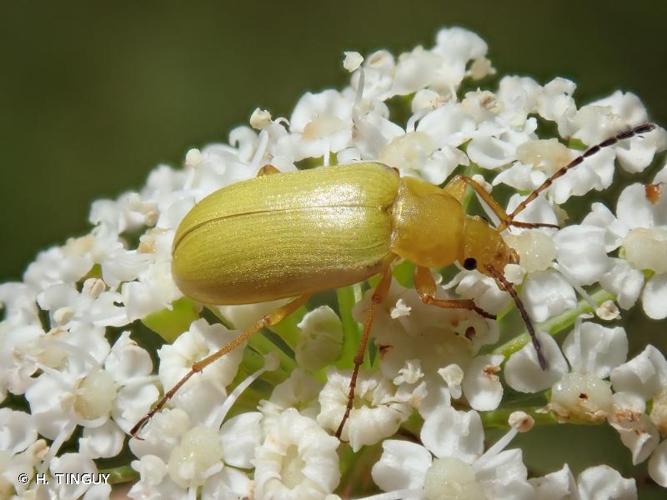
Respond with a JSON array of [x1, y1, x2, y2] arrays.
[[48, 453, 111, 499], [576, 464, 637, 500], [0, 409, 48, 495], [23, 237, 95, 292], [610, 345, 667, 401], [281, 89, 355, 162], [38, 282, 128, 329], [437, 363, 462, 399], [105, 331, 160, 434], [462, 354, 504, 411], [259, 368, 322, 421], [343, 51, 364, 72], [78, 419, 125, 459], [607, 345, 667, 478], [530, 464, 637, 500], [503, 230, 556, 274], [0, 321, 43, 398], [167, 426, 225, 488], [129, 408, 192, 462], [317, 369, 411, 452], [649, 441, 667, 488], [550, 372, 613, 423], [448, 271, 510, 316], [129, 454, 188, 499], [395, 359, 425, 386], [250, 107, 272, 130], [578, 165, 667, 318], [130, 362, 264, 495], [504, 332, 568, 393], [420, 405, 484, 463], [356, 280, 497, 417], [25, 325, 113, 440], [390, 298, 412, 319], [255, 408, 340, 500], [554, 225, 610, 286], [372, 410, 535, 499], [157, 318, 244, 422], [520, 270, 577, 323], [295, 306, 343, 372], [0, 282, 40, 327]]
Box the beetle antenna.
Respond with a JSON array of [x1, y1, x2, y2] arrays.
[[501, 123, 656, 229], [485, 265, 548, 370]]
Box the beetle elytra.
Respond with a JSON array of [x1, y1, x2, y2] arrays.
[[131, 122, 655, 439]]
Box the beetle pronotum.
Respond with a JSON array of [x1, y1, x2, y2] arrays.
[[131, 122, 655, 438]]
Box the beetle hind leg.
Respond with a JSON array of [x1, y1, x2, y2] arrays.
[[335, 259, 394, 439], [130, 294, 310, 438]]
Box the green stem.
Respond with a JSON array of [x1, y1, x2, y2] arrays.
[[98, 465, 138, 484], [246, 331, 296, 375], [336, 284, 364, 370], [493, 287, 614, 359], [481, 407, 559, 429], [237, 345, 288, 386]]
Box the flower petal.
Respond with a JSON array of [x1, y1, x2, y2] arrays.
[[642, 273, 667, 320], [462, 355, 504, 411], [520, 270, 577, 323], [219, 412, 262, 469], [420, 406, 484, 462], [599, 259, 644, 310], [504, 333, 568, 393], [576, 465, 636, 500], [610, 345, 667, 400], [555, 225, 610, 285], [562, 322, 628, 379], [648, 440, 667, 487], [371, 439, 432, 492]]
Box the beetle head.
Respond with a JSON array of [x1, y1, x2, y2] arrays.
[[460, 216, 514, 276]]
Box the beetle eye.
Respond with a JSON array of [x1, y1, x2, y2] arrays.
[[463, 257, 477, 270]]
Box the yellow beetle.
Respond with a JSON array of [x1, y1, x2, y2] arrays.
[[132, 123, 654, 438], [172, 162, 510, 307]]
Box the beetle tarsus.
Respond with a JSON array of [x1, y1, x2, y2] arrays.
[[474, 306, 496, 320]]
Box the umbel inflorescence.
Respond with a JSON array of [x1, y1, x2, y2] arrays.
[[1, 26, 667, 499]]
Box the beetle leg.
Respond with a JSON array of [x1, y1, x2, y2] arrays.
[[335, 259, 394, 439], [414, 265, 496, 320], [256, 164, 281, 177], [130, 294, 310, 438], [442, 175, 467, 202], [455, 175, 560, 230]]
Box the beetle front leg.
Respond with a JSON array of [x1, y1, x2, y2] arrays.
[[130, 294, 310, 438], [452, 175, 560, 230], [414, 265, 495, 320], [335, 258, 394, 439]]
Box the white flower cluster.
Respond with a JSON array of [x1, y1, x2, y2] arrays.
[[1, 26, 666, 499]]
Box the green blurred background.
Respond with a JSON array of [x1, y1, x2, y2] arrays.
[[2, 1, 667, 495]]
